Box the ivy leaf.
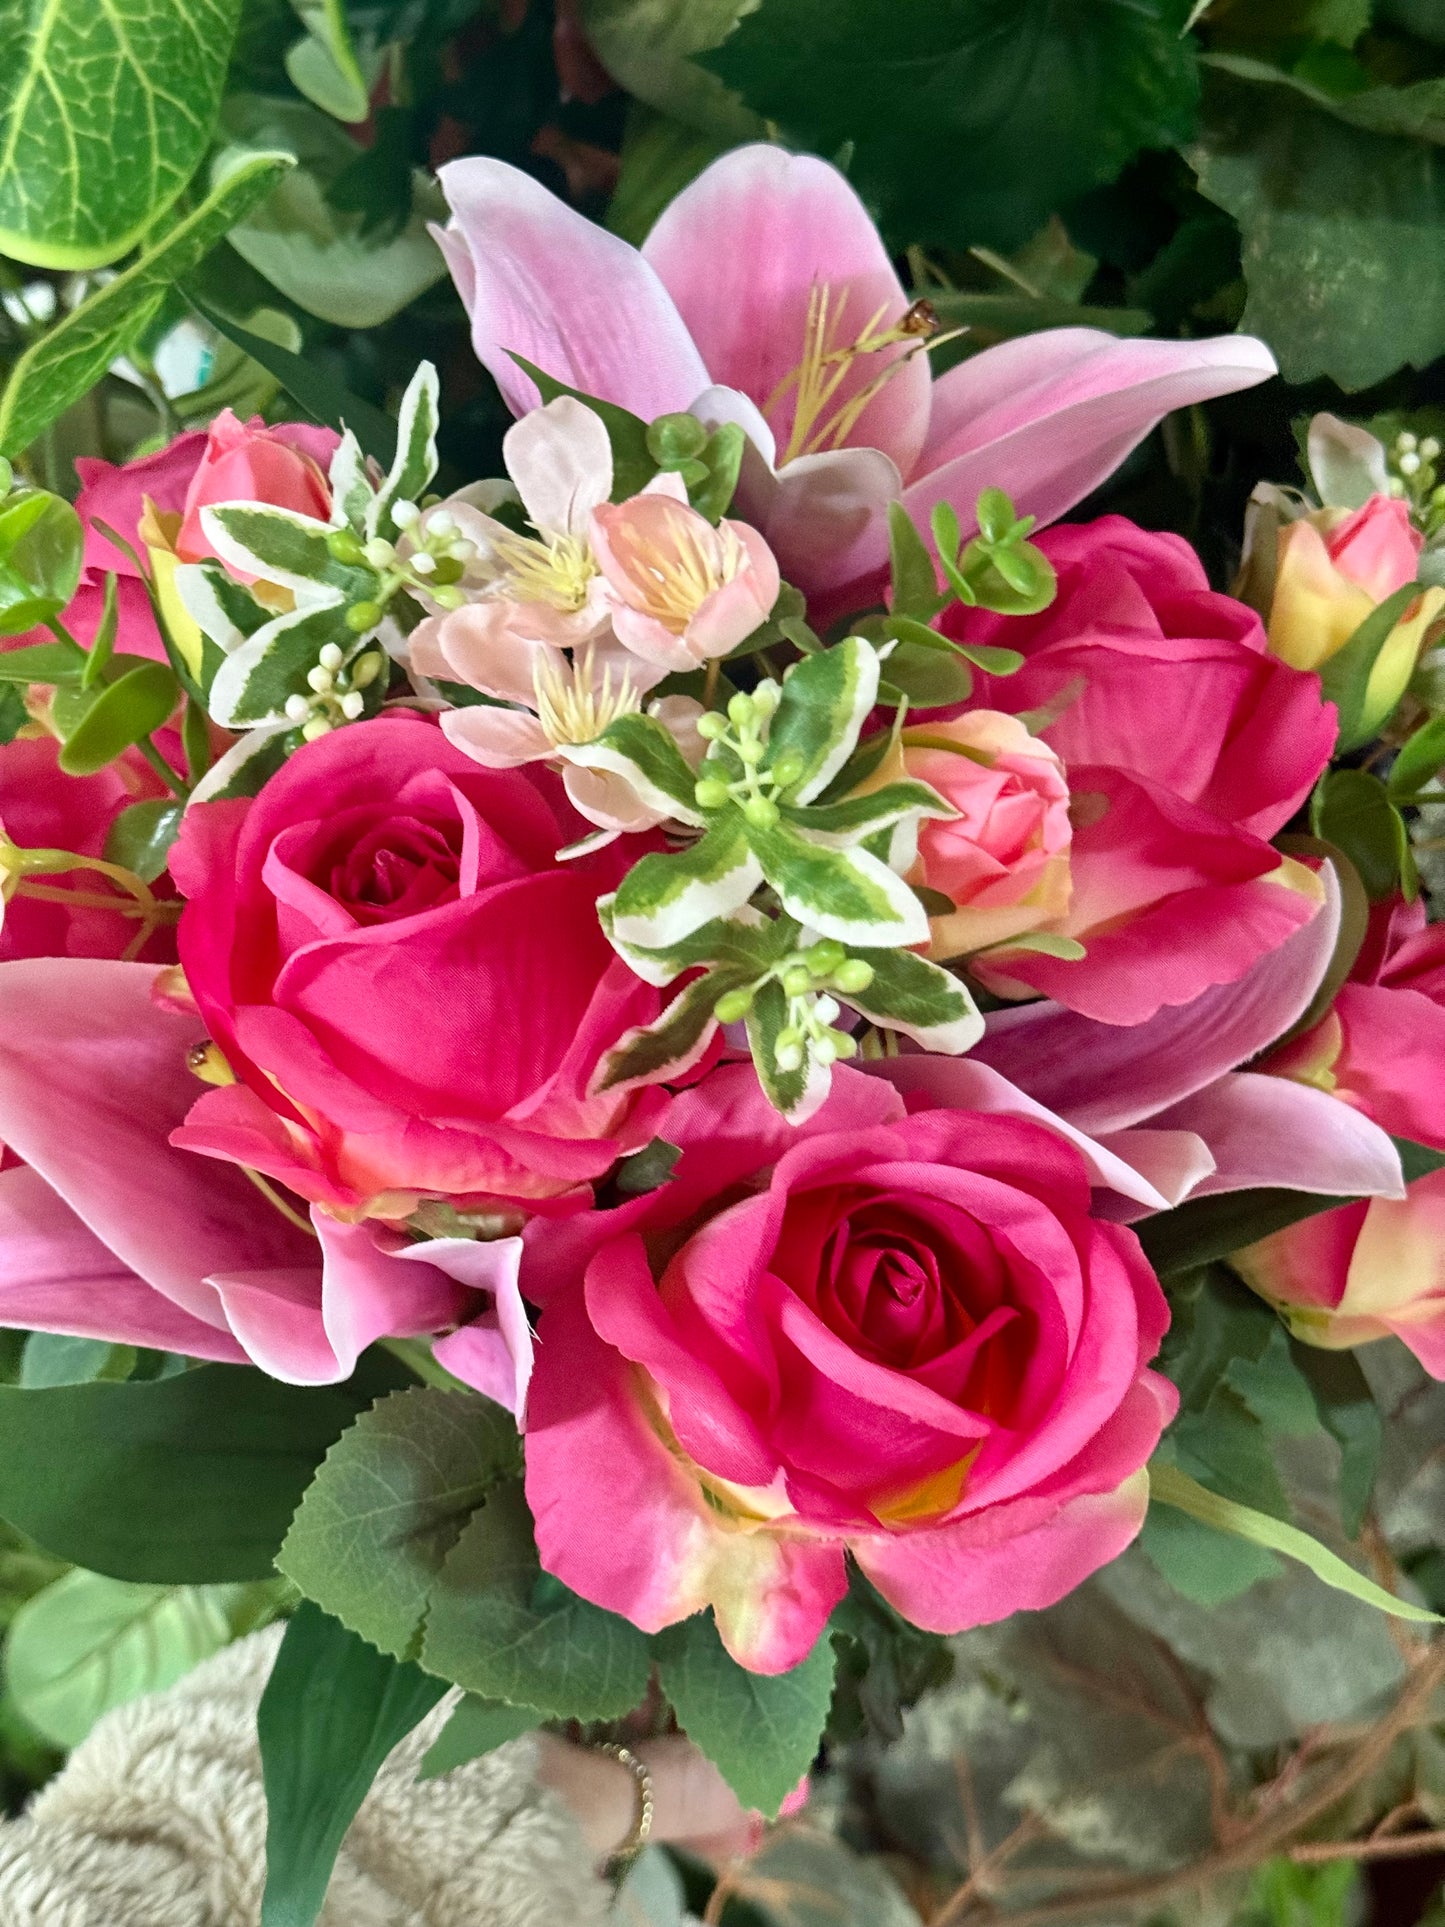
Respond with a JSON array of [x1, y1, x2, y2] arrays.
[[421, 1481, 652, 1720], [259, 1603, 447, 1927], [278, 1387, 521, 1662], [5, 1570, 238, 1748], [0, 0, 243, 269], [1192, 66, 1445, 390], [0, 152, 293, 458], [653, 1612, 837, 1816], [705, 0, 1201, 252]]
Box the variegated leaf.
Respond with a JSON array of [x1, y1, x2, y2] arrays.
[[208, 601, 358, 729], [843, 948, 983, 1054], [746, 819, 929, 949], [609, 819, 763, 950], [597, 897, 782, 987], [367, 363, 440, 541], [327, 430, 374, 532], [189, 724, 293, 802], [745, 979, 832, 1124], [767, 637, 880, 805], [784, 778, 954, 848], [592, 972, 738, 1094], [201, 503, 372, 601], [565, 713, 704, 825]]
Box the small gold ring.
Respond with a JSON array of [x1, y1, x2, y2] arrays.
[[597, 1741, 655, 1866]]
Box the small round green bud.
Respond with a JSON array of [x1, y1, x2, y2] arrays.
[[743, 795, 779, 830], [351, 651, 385, 689], [713, 986, 755, 1024], [751, 680, 781, 717], [812, 1032, 839, 1066], [727, 690, 755, 728], [346, 600, 384, 632], [805, 939, 847, 976], [696, 711, 728, 741], [327, 527, 365, 563], [646, 412, 709, 466], [364, 536, 397, 568], [833, 958, 875, 995], [770, 749, 806, 789], [829, 1029, 858, 1060], [775, 1025, 803, 1052], [782, 964, 814, 997], [736, 737, 764, 766], [430, 585, 466, 611], [1423, 438, 1442, 463], [430, 556, 465, 586], [694, 777, 732, 810]]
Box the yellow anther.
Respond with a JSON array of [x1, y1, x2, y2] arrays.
[[532, 644, 643, 747]]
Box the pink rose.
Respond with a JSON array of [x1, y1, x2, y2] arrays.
[[0, 734, 174, 964], [1265, 496, 1442, 738], [891, 711, 1073, 958], [170, 715, 666, 1217], [173, 410, 337, 566], [1234, 902, 1445, 1374], [940, 516, 1336, 1024], [522, 1065, 1175, 1673], [589, 482, 781, 670]]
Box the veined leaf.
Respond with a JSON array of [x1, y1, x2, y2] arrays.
[[610, 818, 762, 950], [1148, 1462, 1441, 1623], [769, 638, 880, 805], [104, 798, 184, 882], [747, 818, 929, 949], [843, 947, 984, 1053], [0, 152, 293, 458], [202, 503, 367, 598], [0, 0, 243, 269], [278, 1388, 520, 1662], [207, 600, 355, 730]]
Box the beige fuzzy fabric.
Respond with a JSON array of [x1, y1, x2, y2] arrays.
[[0, 1628, 613, 1927]]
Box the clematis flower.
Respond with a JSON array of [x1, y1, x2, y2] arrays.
[[410, 399, 712, 835], [435, 143, 1276, 609]]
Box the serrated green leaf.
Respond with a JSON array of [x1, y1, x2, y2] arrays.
[[769, 637, 879, 804], [841, 947, 984, 1053], [187, 295, 398, 467], [0, 0, 243, 269], [416, 1694, 540, 1781], [653, 1612, 836, 1815], [0, 153, 293, 458], [510, 354, 657, 501], [6, 1570, 235, 1748], [57, 660, 179, 776], [103, 799, 185, 882], [610, 817, 762, 949], [705, 0, 1200, 253], [577, 0, 763, 141], [278, 1387, 520, 1662], [260, 1603, 447, 1927], [421, 1482, 652, 1720], [747, 818, 928, 948], [1148, 1462, 1441, 1623]]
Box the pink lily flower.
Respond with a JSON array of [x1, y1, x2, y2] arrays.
[[434, 143, 1277, 607], [0, 958, 535, 1412]]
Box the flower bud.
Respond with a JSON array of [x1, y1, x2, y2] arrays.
[[327, 528, 365, 564], [646, 412, 709, 466], [346, 600, 384, 632], [713, 986, 755, 1023], [833, 958, 875, 995], [782, 964, 814, 997], [693, 777, 732, 811]]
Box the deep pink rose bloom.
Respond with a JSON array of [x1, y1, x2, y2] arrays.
[[0, 734, 174, 963], [941, 516, 1337, 1023], [170, 716, 666, 1217], [1235, 902, 1445, 1374], [523, 1065, 1175, 1673]]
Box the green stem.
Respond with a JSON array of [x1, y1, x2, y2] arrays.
[[134, 733, 190, 799], [381, 1337, 469, 1393]]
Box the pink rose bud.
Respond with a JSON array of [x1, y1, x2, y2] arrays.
[[589, 485, 781, 672], [175, 410, 336, 569], [896, 711, 1073, 961], [1267, 496, 1443, 736]]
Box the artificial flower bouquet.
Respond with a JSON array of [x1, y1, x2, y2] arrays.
[[2, 143, 1445, 1894]]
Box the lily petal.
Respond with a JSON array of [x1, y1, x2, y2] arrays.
[[1152, 1072, 1406, 1201]]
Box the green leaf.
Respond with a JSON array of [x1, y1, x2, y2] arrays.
[[593, 971, 730, 1092], [769, 637, 881, 804], [56, 659, 179, 776], [367, 361, 439, 541], [577, 0, 764, 141], [887, 502, 947, 620], [841, 946, 984, 1053], [1148, 1462, 1442, 1623], [0, 0, 243, 269], [0, 152, 294, 459], [745, 975, 825, 1120], [0, 490, 82, 633], [1288, 1341, 1382, 1539], [653, 1612, 836, 1816], [1138, 1501, 1283, 1604], [705, 0, 1200, 253], [980, 930, 1087, 961], [422, 1481, 651, 1720], [285, 0, 372, 121], [278, 1387, 520, 1662], [607, 102, 733, 246], [0, 1367, 371, 1583], [510, 355, 657, 502], [260, 1602, 447, 1927], [208, 601, 356, 731], [1318, 582, 1423, 751], [416, 1694, 540, 1781], [203, 504, 353, 593], [610, 817, 762, 950], [785, 780, 954, 844], [5, 1570, 235, 1748], [575, 712, 705, 820], [101, 798, 185, 881], [1192, 66, 1445, 390], [1310, 768, 1412, 901], [20, 1332, 134, 1388], [1390, 710, 1445, 798], [747, 818, 928, 948], [188, 294, 398, 467], [0, 639, 85, 681], [878, 638, 975, 707], [615, 1136, 684, 1196], [0, 682, 26, 743], [191, 722, 294, 802]]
